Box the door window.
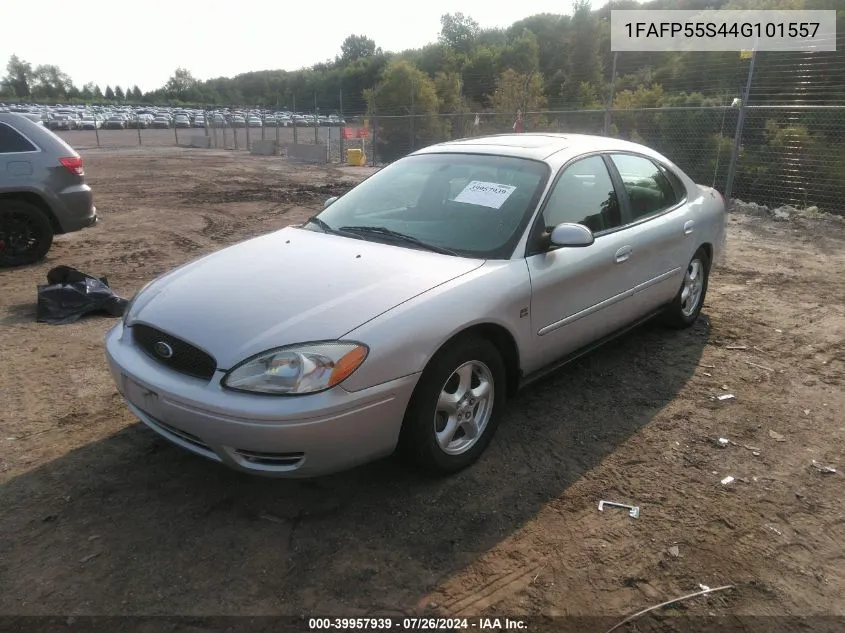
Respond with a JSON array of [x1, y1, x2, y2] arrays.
[[0, 123, 38, 153], [609, 154, 679, 221], [541, 155, 621, 234]]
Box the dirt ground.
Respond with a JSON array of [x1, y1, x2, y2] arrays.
[[1, 147, 844, 628]]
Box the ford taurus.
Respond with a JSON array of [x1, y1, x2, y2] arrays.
[[105, 133, 726, 478]]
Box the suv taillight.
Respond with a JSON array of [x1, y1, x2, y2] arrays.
[[59, 156, 84, 176]]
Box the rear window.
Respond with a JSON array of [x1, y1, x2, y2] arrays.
[[0, 122, 38, 153], [659, 164, 688, 200]]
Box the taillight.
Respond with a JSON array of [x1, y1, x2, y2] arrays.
[[59, 156, 84, 176]]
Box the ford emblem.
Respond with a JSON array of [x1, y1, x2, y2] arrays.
[[153, 341, 174, 359]]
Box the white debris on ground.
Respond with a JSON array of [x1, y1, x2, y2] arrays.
[[730, 199, 844, 223]]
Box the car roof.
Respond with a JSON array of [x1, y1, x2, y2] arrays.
[[411, 133, 671, 165]]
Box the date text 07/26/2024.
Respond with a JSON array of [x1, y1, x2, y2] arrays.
[[307, 617, 528, 631]]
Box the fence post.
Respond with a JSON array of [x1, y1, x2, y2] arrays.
[[174, 119, 179, 146], [409, 78, 415, 152], [314, 92, 319, 144], [246, 106, 251, 151], [339, 88, 345, 162], [371, 91, 377, 167], [275, 112, 280, 148], [94, 120, 100, 147], [262, 106, 266, 141], [724, 49, 757, 205], [137, 116, 142, 145], [293, 93, 298, 145], [603, 51, 618, 136]]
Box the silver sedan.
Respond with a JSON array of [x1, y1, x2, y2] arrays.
[[105, 133, 726, 478]]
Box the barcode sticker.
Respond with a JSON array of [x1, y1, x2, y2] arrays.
[[453, 181, 517, 209]]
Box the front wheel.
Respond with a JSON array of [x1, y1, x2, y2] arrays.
[[662, 247, 711, 329], [399, 336, 506, 475]]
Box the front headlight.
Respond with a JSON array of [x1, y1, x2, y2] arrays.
[[222, 341, 369, 396]]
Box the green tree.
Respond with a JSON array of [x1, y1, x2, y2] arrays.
[[491, 69, 547, 116], [412, 43, 461, 77], [31, 64, 75, 100], [366, 60, 441, 160], [497, 29, 540, 75], [131, 85, 143, 101], [92, 85, 103, 100], [114, 85, 125, 100], [338, 35, 380, 65], [559, 0, 603, 107], [438, 13, 480, 55], [164, 67, 198, 101], [104, 85, 115, 100], [461, 46, 498, 108], [433, 71, 471, 139], [3, 55, 34, 98]]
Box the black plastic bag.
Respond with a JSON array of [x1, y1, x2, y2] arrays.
[[36, 265, 129, 325]]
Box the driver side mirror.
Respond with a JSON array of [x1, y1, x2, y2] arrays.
[[323, 196, 338, 209], [548, 223, 594, 248]]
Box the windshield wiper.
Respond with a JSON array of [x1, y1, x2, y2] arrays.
[[304, 215, 337, 234], [337, 226, 458, 256]]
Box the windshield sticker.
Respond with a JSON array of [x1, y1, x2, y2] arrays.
[[453, 181, 517, 209]]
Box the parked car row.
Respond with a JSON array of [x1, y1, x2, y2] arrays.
[[0, 103, 347, 131]]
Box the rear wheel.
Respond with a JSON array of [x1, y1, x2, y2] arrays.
[[0, 200, 54, 267], [662, 247, 710, 329], [399, 336, 506, 475]]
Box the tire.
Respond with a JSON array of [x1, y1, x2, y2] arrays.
[[662, 247, 711, 329], [399, 336, 507, 475], [0, 200, 54, 267]]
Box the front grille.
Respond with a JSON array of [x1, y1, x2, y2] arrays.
[[132, 323, 217, 380]]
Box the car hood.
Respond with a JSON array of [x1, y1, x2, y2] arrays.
[[130, 226, 484, 369]]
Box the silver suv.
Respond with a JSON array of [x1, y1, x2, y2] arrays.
[[0, 113, 98, 267]]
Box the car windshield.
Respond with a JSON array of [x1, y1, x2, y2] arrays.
[[312, 152, 549, 259]]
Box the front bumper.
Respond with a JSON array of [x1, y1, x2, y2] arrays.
[[105, 322, 420, 478]]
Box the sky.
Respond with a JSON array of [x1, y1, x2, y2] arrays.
[[2, 0, 604, 93]]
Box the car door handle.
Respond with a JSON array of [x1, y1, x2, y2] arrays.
[[684, 220, 695, 235], [615, 246, 633, 263]]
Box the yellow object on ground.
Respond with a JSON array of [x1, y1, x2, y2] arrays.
[[347, 148, 366, 166]]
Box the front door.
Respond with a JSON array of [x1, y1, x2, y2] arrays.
[[524, 154, 636, 373]]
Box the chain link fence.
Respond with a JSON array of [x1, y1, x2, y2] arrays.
[[46, 39, 844, 214]]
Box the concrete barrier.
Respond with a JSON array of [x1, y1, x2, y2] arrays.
[[284, 143, 327, 164], [251, 139, 278, 156], [189, 136, 211, 149]]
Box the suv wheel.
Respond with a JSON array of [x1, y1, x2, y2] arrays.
[[0, 200, 54, 267]]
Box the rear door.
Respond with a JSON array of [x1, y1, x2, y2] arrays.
[[0, 121, 39, 187], [605, 153, 693, 318]]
